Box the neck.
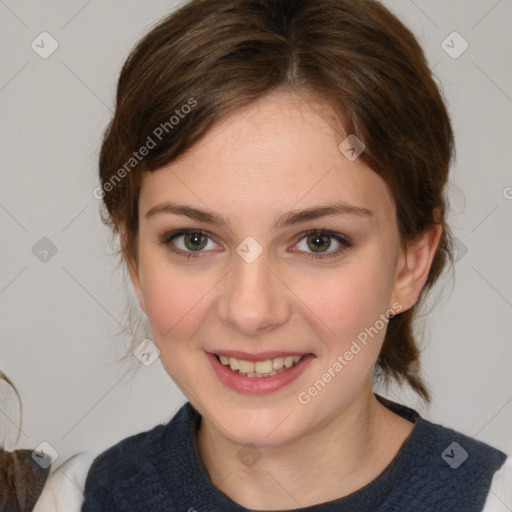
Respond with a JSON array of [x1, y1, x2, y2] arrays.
[[197, 387, 413, 510]]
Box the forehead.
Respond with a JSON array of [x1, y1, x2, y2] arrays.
[[139, 91, 395, 227]]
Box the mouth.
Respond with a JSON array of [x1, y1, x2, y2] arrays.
[[205, 350, 315, 395]]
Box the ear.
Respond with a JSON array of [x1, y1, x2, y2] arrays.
[[119, 224, 146, 313], [391, 220, 443, 313]]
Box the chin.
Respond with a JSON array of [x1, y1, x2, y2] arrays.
[[211, 405, 306, 448]]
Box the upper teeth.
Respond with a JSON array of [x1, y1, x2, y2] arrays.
[[218, 355, 303, 374]]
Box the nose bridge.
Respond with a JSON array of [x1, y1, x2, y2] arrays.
[[218, 248, 290, 335]]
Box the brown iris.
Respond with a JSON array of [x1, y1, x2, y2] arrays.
[[183, 232, 208, 251], [306, 233, 331, 253]]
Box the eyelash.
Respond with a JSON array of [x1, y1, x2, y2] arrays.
[[159, 228, 352, 261]]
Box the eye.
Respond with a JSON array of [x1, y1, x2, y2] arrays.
[[292, 229, 352, 260], [159, 228, 219, 259]]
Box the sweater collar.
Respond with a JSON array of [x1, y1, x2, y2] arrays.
[[151, 393, 424, 511]]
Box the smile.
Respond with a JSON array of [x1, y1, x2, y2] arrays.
[[205, 351, 315, 395], [216, 354, 303, 377]]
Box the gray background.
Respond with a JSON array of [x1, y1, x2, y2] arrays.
[[1, 0, 511, 474]]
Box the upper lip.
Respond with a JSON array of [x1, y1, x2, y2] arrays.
[[207, 350, 312, 362]]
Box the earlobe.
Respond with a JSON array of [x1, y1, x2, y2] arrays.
[[391, 222, 443, 312]]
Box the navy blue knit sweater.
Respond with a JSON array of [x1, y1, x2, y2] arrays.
[[81, 394, 507, 511]]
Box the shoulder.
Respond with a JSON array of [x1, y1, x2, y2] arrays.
[[417, 417, 507, 472], [82, 403, 193, 510], [378, 394, 508, 486], [84, 421, 169, 488], [389, 414, 509, 511], [482, 454, 512, 512]]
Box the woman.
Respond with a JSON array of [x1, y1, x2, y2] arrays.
[[80, 0, 511, 510]]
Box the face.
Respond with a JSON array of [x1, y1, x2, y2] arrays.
[[129, 91, 412, 447]]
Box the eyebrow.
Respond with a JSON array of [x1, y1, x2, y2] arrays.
[[144, 200, 373, 229]]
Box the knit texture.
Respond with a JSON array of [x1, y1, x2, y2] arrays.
[[81, 394, 507, 511]]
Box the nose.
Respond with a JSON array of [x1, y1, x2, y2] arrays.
[[217, 249, 292, 336]]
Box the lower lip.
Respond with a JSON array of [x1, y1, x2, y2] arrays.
[[205, 352, 315, 395]]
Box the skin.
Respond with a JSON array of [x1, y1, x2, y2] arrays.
[[126, 90, 442, 509]]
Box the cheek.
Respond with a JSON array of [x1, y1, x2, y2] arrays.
[[140, 263, 214, 390], [139, 253, 212, 344], [293, 263, 393, 346]]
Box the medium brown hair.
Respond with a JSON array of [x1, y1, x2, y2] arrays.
[[97, 0, 455, 403]]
